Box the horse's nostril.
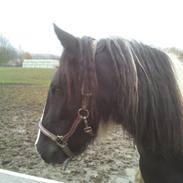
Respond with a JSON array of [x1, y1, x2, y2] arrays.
[[36, 144, 54, 163], [37, 147, 67, 164], [40, 155, 50, 163]]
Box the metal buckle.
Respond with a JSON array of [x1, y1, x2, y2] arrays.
[[56, 136, 67, 147], [81, 92, 92, 96], [83, 118, 94, 136], [84, 126, 93, 134], [81, 87, 92, 96], [78, 108, 89, 119], [56, 136, 75, 158]]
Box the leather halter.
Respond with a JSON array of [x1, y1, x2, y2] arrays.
[[39, 41, 97, 158]]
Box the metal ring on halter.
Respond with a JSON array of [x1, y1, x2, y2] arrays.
[[78, 108, 89, 119]]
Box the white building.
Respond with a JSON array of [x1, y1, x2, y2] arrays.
[[22, 59, 59, 68]]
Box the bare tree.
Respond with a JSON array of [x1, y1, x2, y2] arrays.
[[0, 35, 19, 66], [165, 47, 183, 62]]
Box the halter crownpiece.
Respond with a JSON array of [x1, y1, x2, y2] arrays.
[[38, 40, 97, 158]]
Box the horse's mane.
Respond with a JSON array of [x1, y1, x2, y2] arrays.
[[60, 37, 97, 117], [101, 38, 183, 156], [60, 36, 183, 156]]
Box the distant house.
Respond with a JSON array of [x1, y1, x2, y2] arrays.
[[22, 59, 59, 68]]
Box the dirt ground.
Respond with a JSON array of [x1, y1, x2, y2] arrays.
[[0, 84, 139, 183]]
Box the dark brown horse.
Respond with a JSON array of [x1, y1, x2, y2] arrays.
[[35, 24, 183, 183]]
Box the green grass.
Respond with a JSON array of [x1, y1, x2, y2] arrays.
[[0, 67, 55, 86]]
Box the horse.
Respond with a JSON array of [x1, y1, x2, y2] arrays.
[[35, 24, 183, 183]]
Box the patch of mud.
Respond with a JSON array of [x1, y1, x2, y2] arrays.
[[0, 85, 139, 183]]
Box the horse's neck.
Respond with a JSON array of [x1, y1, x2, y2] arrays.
[[95, 120, 119, 142]]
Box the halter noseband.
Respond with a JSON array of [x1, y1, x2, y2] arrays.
[[39, 41, 97, 158]]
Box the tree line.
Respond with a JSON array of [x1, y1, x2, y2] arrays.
[[0, 35, 182, 67], [0, 35, 21, 66], [0, 35, 59, 67], [165, 47, 183, 61]]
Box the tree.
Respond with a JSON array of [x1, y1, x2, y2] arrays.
[[165, 47, 183, 62], [0, 35, 19, 66], [21, 52, 32, 59]]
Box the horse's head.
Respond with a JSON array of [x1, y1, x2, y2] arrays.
[[35, 25, 116, 164]]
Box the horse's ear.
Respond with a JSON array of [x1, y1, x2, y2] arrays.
[[53, 23, 79, 54]]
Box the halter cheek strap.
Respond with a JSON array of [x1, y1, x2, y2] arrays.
[[38, 40, 97, 158]]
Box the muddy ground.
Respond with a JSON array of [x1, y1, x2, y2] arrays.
[[0, 84, 139, 183]]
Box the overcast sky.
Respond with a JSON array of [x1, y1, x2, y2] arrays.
[[0, 0, 182, 55]]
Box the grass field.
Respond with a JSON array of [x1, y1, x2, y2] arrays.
[[0, 67, 55, 86]]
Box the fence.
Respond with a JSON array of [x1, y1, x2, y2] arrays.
[[22, 59, 59, 69], [0, 169, 63, 183]]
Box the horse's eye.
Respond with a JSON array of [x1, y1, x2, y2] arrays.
[[55, 88, 61, 95], [51, 86, 61, 96]]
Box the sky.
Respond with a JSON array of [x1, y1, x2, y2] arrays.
[[0, 0, 183, 55]]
